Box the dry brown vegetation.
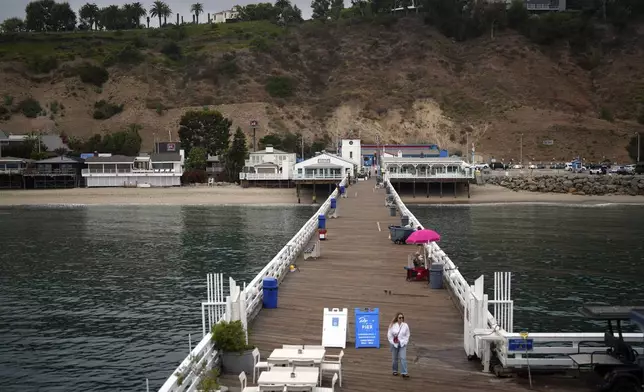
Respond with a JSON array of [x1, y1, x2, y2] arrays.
[[1, 16, 643, 162]]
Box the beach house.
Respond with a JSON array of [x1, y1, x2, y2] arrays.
[[240, 146, 296, 183], [82, 152, 184, 187]]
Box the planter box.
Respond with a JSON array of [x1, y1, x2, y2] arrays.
[[221, 349, 255, 375]]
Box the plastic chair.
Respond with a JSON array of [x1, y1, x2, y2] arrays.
[[239, 371, 259, 392], [253, 347, 269, 384], [320, 350, 343, 386], [315, 373, 338, 392]]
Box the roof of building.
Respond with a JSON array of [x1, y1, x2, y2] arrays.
[[296, 152, 354, 167], [85, 155, 135, 163], [0, 156, 31, 162], [36, 156, 81, 164], [151, 153, 181, 162], [251, 148, 289, 155], [306, 163, 343, 169]]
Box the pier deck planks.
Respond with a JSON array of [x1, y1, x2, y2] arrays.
[[241, 179, 587, 392]]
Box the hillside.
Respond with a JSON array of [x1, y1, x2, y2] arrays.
[[1, 16, 643, 162]]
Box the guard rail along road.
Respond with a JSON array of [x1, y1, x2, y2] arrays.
[[383, 173, 644, 375], [157, 177, 347, 392]]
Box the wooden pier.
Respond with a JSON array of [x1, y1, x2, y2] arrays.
[[242, 179, 586, 392]]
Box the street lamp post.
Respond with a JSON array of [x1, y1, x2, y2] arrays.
[[520, 133, 523, 166], [637, 132, 641, 163]]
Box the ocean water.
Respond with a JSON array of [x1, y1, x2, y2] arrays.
[[1, 203, 643, 391], [409, 203, 644, 332], [0, 205, 316, 392]]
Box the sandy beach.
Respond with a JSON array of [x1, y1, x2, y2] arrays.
[[2, 184, 644, 206], [0, 185, 302, 206], [400, 184, 644, 205]]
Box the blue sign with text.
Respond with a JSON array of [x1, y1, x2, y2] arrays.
[[508, 338, 533, 352], [355, 308, 380, 348]]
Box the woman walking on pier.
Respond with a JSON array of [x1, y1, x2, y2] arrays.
[[388, 312, 411, 378]]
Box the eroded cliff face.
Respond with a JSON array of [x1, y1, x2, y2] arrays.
[[1, 17, 642, 161]]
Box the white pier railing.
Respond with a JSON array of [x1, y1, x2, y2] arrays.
[[158, 177, 347, 392], [384, 175, 644, 372]]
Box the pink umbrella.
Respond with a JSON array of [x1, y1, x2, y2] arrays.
[[406, 229, 440, 244]]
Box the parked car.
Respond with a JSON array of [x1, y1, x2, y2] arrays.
[[636, 162, 644, 174], [588, 165, 605, 175], [512, 164, 523, 169], [490, 162, 505, 170], [536, 164, 546, 169]]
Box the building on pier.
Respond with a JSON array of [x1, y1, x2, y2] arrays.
[[383, 156, 475, 197], [292, 152, 355, 203], [239, 146, 296, 188], [360, 144, 449, 167]]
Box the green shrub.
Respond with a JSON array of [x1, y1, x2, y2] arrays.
[[27, 55, 59, 74], [265, 76, 295, 98], [77, 64, 109, 87], [249, 37, 271, 52], [161, 41, 182, 61], [0, 105, 10, 120], [16, 97, 42, 118], [600, 107, 614, 122], [3, 95, 13, 106], [211, 320, 250, 352], [103, 45, 145, 67], [93, 100, 124, 120]]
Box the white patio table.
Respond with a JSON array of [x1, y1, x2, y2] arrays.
[[268, 349, 325, 364], [257, 368, 319, 387]]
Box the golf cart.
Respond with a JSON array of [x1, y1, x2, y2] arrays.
[[568, 305, 644, 392]]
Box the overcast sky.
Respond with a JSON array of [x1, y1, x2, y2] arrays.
[[1, 0, 330, 23]]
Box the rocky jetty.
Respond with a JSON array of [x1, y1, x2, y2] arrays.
[[485, 174, 644, 196]]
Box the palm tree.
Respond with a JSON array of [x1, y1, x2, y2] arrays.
[[191, 3, 204, 24], [162, 3, 172, 26], [149, 1, 166, 27], [127, 2, 147, 28], [79, 3, 100, 30]]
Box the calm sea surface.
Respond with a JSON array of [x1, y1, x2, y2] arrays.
[[0, 205, 316, 392], [1, 203, 643, 391]]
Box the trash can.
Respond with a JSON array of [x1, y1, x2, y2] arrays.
[[401, 215, 409, 226], [339, 185, 345, 195], [318, 214, 326, 229], [263, 277, 278, 308], [330, 198, 336, 209], [386, 186, 391, 195], [429, 263, 444, 289], [389, 207, 396, 217]]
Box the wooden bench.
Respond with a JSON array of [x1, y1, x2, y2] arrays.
[[303, 239, 320, 260]]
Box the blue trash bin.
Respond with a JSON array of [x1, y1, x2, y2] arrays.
[[429, 263, 444, 289], [339, 185, 345, 195], [263, 277, 278, 308], [318, 214, 326, 229], [330, 198, 337, 209]]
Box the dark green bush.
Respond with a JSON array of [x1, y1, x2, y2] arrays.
[[103, 45, 145, 67], [27, 55, 59, 74], [77, 64, 109, 87], [181, 169, 208, 184], [93, 100, 124, 120], [161, 41, 182, 61], [265, 76, 295, 98], [16, 97, 42, 118]]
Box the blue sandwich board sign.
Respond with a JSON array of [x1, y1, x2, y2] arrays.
[[508, 338, 534, 352], [355, 308, 380, 348]]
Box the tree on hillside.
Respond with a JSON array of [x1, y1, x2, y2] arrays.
[[79, 3, 99, 30], [1, 17, 26, 33], [150, 0, 168, 27], [275, 0, 303, 25], [311, 0, 331, 20], [51, 2, 77, 31], [124, 2, 147, 28], [224, 127, 249, 183], [25, 0, 56, 32], [191, 3, 204, 24], [330, 0, 345, 20], [178, 109, 232, 157], [237, 3, 279, 22]]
